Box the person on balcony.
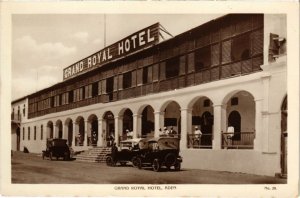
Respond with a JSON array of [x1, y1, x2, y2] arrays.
[[126, 129, 133, 139], [227, 126, 235, 146], [170, 127, 177, 137], [194, 126, 202, 146], [164, 127, 170, 136], [159, 128, 166, 137]]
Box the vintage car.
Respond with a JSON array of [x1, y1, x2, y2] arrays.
[[134, 137, 182, 172], [42, 138, 71, 161], [106, 138, 148, 166]]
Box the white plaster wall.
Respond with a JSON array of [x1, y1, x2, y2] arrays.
[[181, 149, 280, 176]]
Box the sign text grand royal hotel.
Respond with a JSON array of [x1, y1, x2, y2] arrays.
[[64, 23, 159, 80]]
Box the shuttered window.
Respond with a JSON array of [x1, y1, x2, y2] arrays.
[[113, 76, 118, 91], [118, 75, 123, 90], [179, 55, 186, 75], [195, 46, 211, 72], [102, 80, 107, 94], [152, 64, 159, 82], [232, 33, 251, 61], [98, 81, 102, 95], [137, 69, 143, 85], [131, 70, 136, 87], [187, 53, 195, 73], [222, 40, 231, 64], [159, 62, 166, 80], [211, 43, 220, 66], [147, 66, 152, 83]]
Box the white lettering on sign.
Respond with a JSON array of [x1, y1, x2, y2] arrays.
[[63, 23, 159, 80]]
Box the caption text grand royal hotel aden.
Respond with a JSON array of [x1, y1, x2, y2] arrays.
[[11, 14, 287, 177]]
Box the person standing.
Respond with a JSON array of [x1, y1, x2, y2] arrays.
[[194, 126, 202, 146]]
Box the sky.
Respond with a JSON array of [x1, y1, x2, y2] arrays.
[[12, 14, 223, 101]]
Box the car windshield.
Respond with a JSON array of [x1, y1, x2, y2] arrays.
[[156, 138, 179, 150]]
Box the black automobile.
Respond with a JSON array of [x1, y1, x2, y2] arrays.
[[42, 138, 71, 161], [106, 138, 148, 166], [134, 137, 182, 172]]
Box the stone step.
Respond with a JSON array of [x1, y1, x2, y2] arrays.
[[74, 147, 111, 163]]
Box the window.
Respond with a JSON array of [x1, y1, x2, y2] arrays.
[[54, 95, 60, 107], [123, 72, 132, 89], [41, 125, 43, 140], [195, 46, 211, 71], [23, 104, 25, 116], [231, 97, 239, 106], [28, 127, 30, 140], [203, 99, 210, 107], [34, 126, 36, 140], [165, 57, 179, 79], [143, 67, 148, 84], [50, 97, 54, 108], [106, 77, 114, 93], [23, 127, 25, 140], [85, 85, 92, 99], [69, 91, 74, 103], [92, 82, 98, 97], [232, 33, 251, 61]]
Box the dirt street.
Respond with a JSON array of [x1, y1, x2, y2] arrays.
[[12, 152, 287, 184]]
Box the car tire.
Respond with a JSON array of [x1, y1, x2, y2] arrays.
[[174, 163, 181, 171], [164, 153, 176, 167], [152, 159, 161, 172], [136, 158, 142, 169], [131, 156, 137, 167], [106, 156, 114, 166], [49, 152, 53, 161]]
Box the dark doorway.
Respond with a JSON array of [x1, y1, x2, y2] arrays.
[[16, 127, 20, 151], [228, 110, 241, 140], [201, 111, 213, 146], [91, 119, 98, 146], [104, 111, 115, 146]]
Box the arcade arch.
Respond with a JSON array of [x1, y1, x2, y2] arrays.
[[47, 121, 54, 139], [87, 114, 98, 146]]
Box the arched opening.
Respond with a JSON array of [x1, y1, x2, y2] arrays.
[[224, 90, 255, 149], [56, 120, 63, 139], [88, 114, 98, 146], [122, 109, 133, 140], [190, 97, 213, 148], [163, 101, 181, 135], [103, 111, 115, 147], [47, 121, 54, 139], [281, 95, 287, 177], [75, 117, 85, 146], [65, 118, 73, 147], [16, 127, 20, 151], [141, 105, 155, 137]]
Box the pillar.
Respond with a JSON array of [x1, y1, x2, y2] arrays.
[[254, 99, 263, 151], [84, 121, 88, 146], [261, 74, 271, 152], [154, 111, 164, 138], [213, 104, 226, 150], [180, 108, 192, 150], [97, 118, 103, 147], [133, 114, 142, 138], [114, 116, 120, 145], [54, 124, 58, 138], [72, 122, 76, 147]]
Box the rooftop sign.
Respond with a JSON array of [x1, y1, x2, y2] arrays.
[[63, 23, 160, 80]]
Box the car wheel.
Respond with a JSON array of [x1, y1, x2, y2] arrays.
[[131, 156, 137, 167], [152, 159, 161, 172], [106, 156, 114, 166], [136, 158, 142, 169], [164, 153, 176, 167], [49, 152, 53, 161], [174, 163, 181, 171]]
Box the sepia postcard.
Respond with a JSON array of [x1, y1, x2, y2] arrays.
[[1, 1, 299, 197]]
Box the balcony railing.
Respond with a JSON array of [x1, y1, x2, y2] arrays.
[[222, 132, 255, 149], [187, 134, 213, 149]]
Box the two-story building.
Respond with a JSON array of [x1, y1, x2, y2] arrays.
[[11, 14, 287, 177]]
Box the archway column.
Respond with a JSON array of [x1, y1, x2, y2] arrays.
[[97, 118, 103, 147], [180, 108, 192, 150], [213, 104, 226, 150], [254, 99, 263, 151], [84, 121, 88, 146], [133, 114, 142, 138], [54, 124, 59, 138], [114, 116, 122, 145], [154, 111, 164, 137], [72, 122, 76, 147]]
